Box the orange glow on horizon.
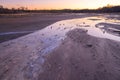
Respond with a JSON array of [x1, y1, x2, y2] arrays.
[[0, 0, 120, 10]]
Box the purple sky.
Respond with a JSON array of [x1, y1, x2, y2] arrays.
[[0, 0, 120, 9]]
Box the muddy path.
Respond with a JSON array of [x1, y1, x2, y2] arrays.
[[0, 16, 120, 80], [38, 29, 120, 80]]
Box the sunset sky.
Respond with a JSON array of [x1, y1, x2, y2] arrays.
[[0, 0, 120, 10]]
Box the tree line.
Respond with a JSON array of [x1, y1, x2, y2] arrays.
[[0, 4, 120, 14]]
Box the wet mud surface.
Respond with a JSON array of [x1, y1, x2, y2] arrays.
[[0, 15, 120, 80]]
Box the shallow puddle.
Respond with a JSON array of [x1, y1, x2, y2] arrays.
[[41, 16, 120, 42]]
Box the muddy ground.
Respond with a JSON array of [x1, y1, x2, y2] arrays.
[[0, 13, 120, 80], [0, 28, 120, 80], [39, 29, 120, 80], [0, 13, 95, 43]]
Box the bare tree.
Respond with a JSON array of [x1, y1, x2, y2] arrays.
[[0, 5, 3, 9]]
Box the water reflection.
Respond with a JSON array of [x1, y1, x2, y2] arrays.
[[41, 16, 120, 43]]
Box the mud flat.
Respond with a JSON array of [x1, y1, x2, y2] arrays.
[[0, 16, 120, 80], [0, 13, 94, 43], [39, 29, 120, 80]]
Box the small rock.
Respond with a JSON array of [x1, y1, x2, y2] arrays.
[[86, 44, 93, 47], [50, 26, 52, 29], [64, 28, 66, 30], [83, 22, 85, 24], [41, 34, 44, 36]]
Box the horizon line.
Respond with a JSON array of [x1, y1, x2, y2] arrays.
[[0, 4, 120, 10]]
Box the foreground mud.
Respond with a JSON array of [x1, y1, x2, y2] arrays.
[[39, 29, 120, 80], [0, 16, 120, 80]]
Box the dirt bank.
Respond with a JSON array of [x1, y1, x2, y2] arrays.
[[39, 29, 120, 80], [0, 16, 120, 80]]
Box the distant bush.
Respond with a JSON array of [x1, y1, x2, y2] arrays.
[[98, 5, 120, 13]]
